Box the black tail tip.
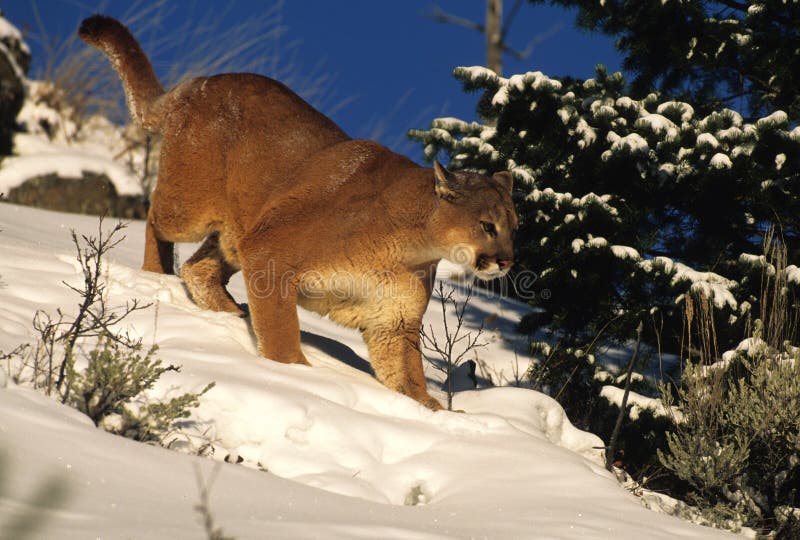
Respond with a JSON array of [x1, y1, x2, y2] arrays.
[[78, 14, 118, 42]]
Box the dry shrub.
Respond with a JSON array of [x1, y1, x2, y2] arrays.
[[659, 234, 800, 536]]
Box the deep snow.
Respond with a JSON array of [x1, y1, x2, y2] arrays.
[[0, 203, 734, 539]]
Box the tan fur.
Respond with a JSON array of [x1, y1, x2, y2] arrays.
[[79, 15, 517, 410]]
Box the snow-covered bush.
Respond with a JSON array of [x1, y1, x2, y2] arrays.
[[410, 65, 800, 351], [660, 330, 800, 534], [71, 335, 214, 443]]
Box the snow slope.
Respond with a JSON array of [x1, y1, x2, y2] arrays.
[[0, 203, 734, 539]]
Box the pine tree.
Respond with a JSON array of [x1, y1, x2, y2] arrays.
[[409, 64, 800, 350], [410, 6, 800, 530], [530, 0, 800, 122]]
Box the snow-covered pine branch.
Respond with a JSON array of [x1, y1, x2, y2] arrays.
[[410, 64, 800, 344]]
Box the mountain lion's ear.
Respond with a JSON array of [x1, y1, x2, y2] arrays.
[[433, 160, 460, 201], [492, 171, 513, 193]]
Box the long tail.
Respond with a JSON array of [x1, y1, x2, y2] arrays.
[[78, 15, 163, 130]]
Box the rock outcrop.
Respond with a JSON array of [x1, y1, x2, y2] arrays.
[[5, 171, 148, 218]]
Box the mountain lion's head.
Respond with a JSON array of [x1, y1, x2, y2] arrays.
[[432, 161, 518, 280]]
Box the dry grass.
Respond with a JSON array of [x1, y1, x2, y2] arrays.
[[752, 228, 800, 351], [28, 1, 167, 127]]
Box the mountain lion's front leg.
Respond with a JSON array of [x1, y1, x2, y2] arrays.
[[241, 258, 309, 366], [363, 319, 443, 411]]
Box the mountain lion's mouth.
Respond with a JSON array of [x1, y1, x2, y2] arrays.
[[472, 255, 511, 281], [472, 266, 509, 281], [446, 246, 511, 280]]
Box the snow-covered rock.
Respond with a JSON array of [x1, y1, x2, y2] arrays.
[[2, 80, 150, 217]]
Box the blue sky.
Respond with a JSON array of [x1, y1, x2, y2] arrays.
[[5, 0, 622, 162]]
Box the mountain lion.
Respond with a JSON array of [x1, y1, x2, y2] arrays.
[[79, 15, 517, 410]]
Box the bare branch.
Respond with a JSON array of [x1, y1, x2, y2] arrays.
[[47, 217, 148, 402], [500, 0, 524, 42], [419, 281, 487, 410], [504, 21, 564, 61], [425, 5, 485, 33]]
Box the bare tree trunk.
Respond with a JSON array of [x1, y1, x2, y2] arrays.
[[605, 321, 643, 471], [486, 0, 503, 76]]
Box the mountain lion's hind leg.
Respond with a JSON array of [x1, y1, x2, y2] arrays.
[[181, 232, 244, 316], [143, 207, 175, 274]]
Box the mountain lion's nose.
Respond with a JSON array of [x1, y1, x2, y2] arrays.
[[497, 259, 513, 270]]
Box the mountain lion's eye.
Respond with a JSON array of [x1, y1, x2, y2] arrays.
[[481, 221, 497, 236]]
